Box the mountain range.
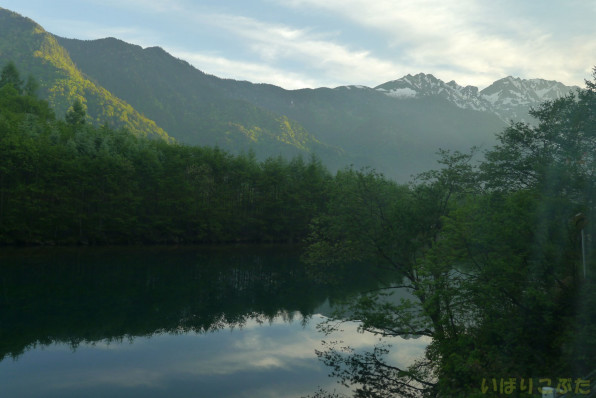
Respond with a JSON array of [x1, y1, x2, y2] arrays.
[[375, 73, 576, 123], [0, 7, 579, 180]]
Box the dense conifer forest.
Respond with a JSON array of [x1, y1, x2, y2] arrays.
[[0, 62, 330, 245]]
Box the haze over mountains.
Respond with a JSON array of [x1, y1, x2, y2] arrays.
[[0, 7, 579, 180]]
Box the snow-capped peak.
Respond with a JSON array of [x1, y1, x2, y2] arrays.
[[375, 73, 578, 123], [375, 73, 491, 112], [479, 77, 578, 121]]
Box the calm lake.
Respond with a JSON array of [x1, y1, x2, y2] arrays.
[[0, 245, 428, 398]]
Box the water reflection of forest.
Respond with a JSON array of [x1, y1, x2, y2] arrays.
[[0, 246, 381, 361]]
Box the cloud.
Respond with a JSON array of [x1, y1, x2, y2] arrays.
[[170, 50, 322, 89], [45, 19, 161, 46], [67, 1, 406, 88], [85, 0, 186, 14], [12, 0, 593, 89], [275, 0, 595, 87], [3, 312, 429, 398], [181, 12, 405, 88]]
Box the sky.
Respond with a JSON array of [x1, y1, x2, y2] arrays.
[[2, 0, 595, 90]]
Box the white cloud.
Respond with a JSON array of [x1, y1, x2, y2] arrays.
[[45, 19, 161, 46], [275, 0, 595, 87], [171, 50, 322, 89], [126, 1, 594, 88], [3, 312, 429, 398], [69, 2, 405, 88], [181, 12, 405, 88], [85, 0, 186, 14], [10, 0, 593, 89]]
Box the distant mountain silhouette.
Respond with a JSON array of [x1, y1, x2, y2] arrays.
[[0, 7, 577, 180]]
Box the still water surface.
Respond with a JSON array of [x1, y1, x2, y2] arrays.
[[0, 245, 427, 397]]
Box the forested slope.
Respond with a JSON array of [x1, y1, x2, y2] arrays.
[[58, 36, 341, 161], [0, 64, 330, 245], [0, 7, 170, 141]]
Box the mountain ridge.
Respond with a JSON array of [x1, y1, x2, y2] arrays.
[[375, 72, 579, 122], [0, 7, 579, 180], [56, 35, 341, 162], [0, 7, 171, 141]]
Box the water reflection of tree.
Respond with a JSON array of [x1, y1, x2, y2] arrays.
[[0, 246, 380, 361], [304, 70, 596, 397]]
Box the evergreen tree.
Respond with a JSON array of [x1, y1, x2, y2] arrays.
[[0, 61, 23, 92], [24, 74, 39, 97], [65, 99, 86, 126]]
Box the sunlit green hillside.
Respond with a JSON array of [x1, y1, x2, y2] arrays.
[[57, 36, 341, 160], [0, 7, 171, 141]]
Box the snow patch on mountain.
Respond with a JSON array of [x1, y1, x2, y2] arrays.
[[375, 73, 578, 123], [337, 85, 371, 91], [382, 87, 417, 98]]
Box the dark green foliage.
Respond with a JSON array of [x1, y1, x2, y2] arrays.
[[0, 65, 332, 245], [57, 36, 337, 162], [0, 61, 23, 92], [23, 73, 39, 97], [304, 70, 596, 397], [65, 99, 86, 125], [0, 9, 171, 141]]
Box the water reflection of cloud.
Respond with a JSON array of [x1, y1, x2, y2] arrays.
[[0, 312, 428, 398], [310, 314, 432, 369]]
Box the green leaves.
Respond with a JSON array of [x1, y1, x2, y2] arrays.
[[65, 99, 86, 126], [0, 71, 334, 245], [305, 70, 596, 397], [0, 61, 23, 92]]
